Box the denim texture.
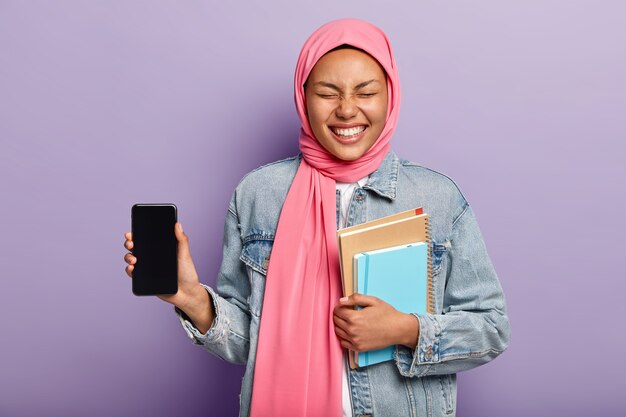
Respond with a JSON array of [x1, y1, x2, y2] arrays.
[[176, 150, 510, 417]]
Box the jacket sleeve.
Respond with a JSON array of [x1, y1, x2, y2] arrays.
[[175, 195, 252, 365], [394, 205, 511, 377]]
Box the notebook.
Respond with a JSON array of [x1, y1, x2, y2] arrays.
[[353, 242, 428, 367], [336, 207, 433, 368], [337, 208, 429, 301]]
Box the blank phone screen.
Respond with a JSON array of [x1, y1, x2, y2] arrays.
[[131, 204, 178, 295]]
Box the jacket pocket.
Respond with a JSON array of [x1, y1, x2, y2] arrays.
[[431, 240, 449, 275], [240, 234, 274, 318], [240, 233, 274, 275], [422, 374, 456, 416], [438, 374, 456, 415], [430, 240, 450, 314]]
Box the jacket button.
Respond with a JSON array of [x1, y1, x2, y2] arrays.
[[425, 346, 433, 360]]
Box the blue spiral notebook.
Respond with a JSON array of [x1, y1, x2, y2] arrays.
[[354, 241, 428, 367]]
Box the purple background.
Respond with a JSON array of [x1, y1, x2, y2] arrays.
[[1, 1, 624, 416]]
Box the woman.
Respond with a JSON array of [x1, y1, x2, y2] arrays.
[[123, 18, 510, 417]]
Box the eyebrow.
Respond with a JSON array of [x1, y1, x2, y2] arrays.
[[314, 79, 380, 91]]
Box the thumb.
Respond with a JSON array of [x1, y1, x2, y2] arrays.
[[175, 222, 191, 259], [339, 293, 377, 308]]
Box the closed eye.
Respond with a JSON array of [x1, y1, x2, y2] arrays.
[[317, 93, 339, 99]]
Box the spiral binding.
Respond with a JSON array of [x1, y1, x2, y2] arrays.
[[425, 216, 435, 314]]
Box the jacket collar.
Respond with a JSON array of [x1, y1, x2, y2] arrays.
[[296, 149, 399, 200], [363, 150, 399, 200]]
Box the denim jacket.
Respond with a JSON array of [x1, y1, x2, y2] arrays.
[[176, 150, 510, 417]]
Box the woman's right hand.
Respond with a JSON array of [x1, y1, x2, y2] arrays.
[[123, 222, 214, 333]]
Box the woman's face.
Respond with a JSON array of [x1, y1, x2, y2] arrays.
[[305, 48, 388, 162]]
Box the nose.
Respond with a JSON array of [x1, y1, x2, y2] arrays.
[[335, 97, 358, 119]]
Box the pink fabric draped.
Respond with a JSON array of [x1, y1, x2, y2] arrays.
[[250, 18, 401, 417]]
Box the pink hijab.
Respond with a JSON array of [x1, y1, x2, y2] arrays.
[[250, 19, 401, 416]]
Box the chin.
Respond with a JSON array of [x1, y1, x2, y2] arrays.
[[332, 149, 365, 162]]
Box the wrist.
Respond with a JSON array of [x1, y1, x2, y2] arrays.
[[187, 284, 210, 313], [179, 285, 213, 331], [397, 312, 419, 349]]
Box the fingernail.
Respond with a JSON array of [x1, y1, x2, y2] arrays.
[[178, 223, 183, 233], [340, 297, 348, 303]]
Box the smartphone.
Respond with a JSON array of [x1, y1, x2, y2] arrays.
[[131, 203, 178, 295]]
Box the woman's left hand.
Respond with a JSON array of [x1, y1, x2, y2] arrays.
[[333, 293, 420, 352]]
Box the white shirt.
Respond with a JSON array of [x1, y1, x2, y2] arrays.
[[336, 176, 368, 417]]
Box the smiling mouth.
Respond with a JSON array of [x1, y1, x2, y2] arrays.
[[329, 125, 367, 140]]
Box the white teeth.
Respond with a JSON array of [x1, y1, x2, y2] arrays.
[[332, 126, 366, 137]]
